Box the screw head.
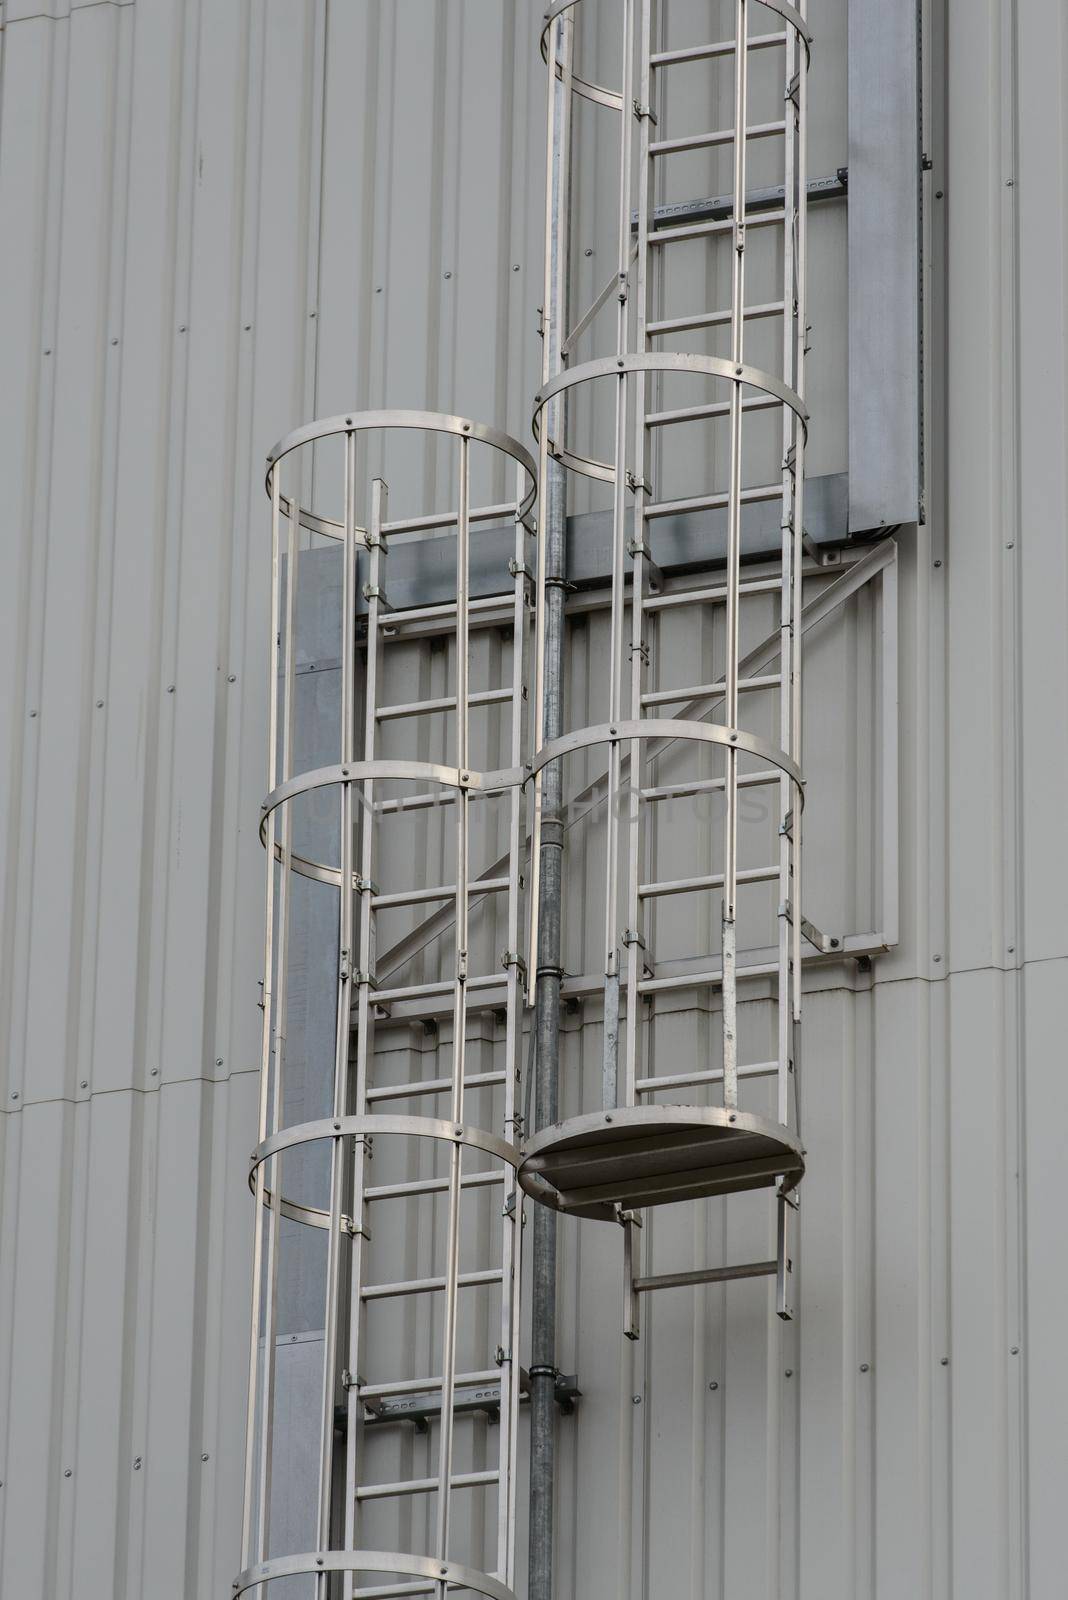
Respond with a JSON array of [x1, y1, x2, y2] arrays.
[[133, 1457, 142, 1470], [859, 1362, 870, 1373], [708, 1381, 718, 1391], [216, 1058, 223, 1067], [632, 1394, 642, 1404], [80, 1080, 88, 1089], [940, 1356, 949, 1366], [201, 1452, 209, 1462], [64, 1468, 72, 1478], [785, 1368, 793, 1378], [444, 270, 452, 280], [1011, 1345, 1020, 1355]]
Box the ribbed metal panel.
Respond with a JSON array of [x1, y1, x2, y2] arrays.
[[0, 2, 1066, 1598]]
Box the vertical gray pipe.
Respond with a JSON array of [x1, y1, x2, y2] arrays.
[[528, 454, 566, 1600], [528, 14, 571, 1600]]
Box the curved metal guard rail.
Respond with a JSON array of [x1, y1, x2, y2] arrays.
[[238, 411, 535, 1600]]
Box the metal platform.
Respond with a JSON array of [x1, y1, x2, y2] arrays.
[[517, 1106, 804, 1221]]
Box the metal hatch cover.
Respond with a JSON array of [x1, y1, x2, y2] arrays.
[[517, 1106, 804, 1221]]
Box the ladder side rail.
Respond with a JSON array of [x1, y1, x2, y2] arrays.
[[622, 0, 657, 1116], [498, 462, 530, 1586]]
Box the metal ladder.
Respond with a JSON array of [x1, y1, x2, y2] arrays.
[[237, 414, 536, 1600], [525, 0, 811, 1323]]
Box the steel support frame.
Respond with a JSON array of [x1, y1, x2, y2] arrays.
[[237, 413, 535, 1600], [366, 538, 897, 1025]]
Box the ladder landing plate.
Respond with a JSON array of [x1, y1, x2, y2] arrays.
[[517, 1106, 803, 1220]]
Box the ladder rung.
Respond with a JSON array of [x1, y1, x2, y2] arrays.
[[635, 1060, 778, 1094], [642, 770, 781, 804], [370, 972, 502, 1006], [644, 483, 782, 520], [643, 576, 782, 610], [383, 593, 513, 627], [365, 1169, 504, 1203], [646, 393, 779, 429], [365, 1070, 507, 1105], [633, 1260, 777, 1293], [650, 119, 786, 158], [650, 208, 786, 246], [372, 877, 509, 910], [353, 1584, 434, 1600], [639, 865, 778, 900], [354, 1585, 435, 1600], [360, 1369, 503, 1401], [362, 1268, 504, 1302], [377, 686, 512, 721], [638, 959, 779, 994], [647, 299, 784, 338], [650, 30, 787, 67], [641, 672, 781, 706], [383, 499, 521, 537], [356, 1468, 499, 1501], [376, 787, 509, 815]]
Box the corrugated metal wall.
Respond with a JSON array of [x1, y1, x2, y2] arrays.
[[1, 1, 1066, 1597]]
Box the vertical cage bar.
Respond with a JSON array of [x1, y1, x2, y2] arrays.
[[255, 481, 301, 1568], [316, 428, 359, 1596], [434, 433, 471, 1593], [721, 0, 750, 1114], [241, 464, 283, 1578]]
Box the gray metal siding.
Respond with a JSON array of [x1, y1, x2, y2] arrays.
[[0, 2, 1065, 1598]]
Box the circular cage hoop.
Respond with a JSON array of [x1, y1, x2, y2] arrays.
[[531, 353, 808, 485], [248, 1113, 522, 1232], [541, 0, 624, 111], [527, 717, 805, 803], [518, 1105, 804, 1221], [264, 408, 538, 527], [258, 758, 526, 888], [540, 0, 811, 116], [233, 1548, 519, 1600]]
